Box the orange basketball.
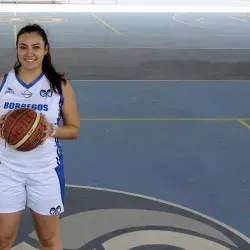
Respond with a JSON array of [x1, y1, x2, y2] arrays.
[[2, 108, 47, 152]]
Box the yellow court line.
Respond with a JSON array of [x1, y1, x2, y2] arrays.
[[80, 117, 250, 121], [238, 120, 250, 129], [91, 13, 121, 36]]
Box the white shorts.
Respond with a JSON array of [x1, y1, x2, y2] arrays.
[[0, 161, 65, 216]]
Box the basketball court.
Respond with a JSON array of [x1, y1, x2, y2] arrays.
[[0, 2, 250, 249]]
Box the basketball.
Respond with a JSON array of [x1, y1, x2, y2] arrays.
[[2, 108, 47, 152]]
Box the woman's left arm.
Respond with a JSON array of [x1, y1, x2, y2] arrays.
[[44, 80, 80, 140]]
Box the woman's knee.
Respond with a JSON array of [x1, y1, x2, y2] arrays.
[[39, 234, 61, 249], [31, 210, 62, 250], [0, 211, 23, 250], [0, 232, 17, 249]]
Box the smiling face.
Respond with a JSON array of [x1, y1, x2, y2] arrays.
[[17, 32, 48, 72]]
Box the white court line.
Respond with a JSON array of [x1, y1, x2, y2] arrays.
[[12, 184, 250, 249], [103, 230, 232, 250], [196, 15, 248, 30], [172, 14, 232, 33], [231, 14, 250, 22], [196, 17, 207, 24], [66, 184, 250, 244], [232, 16, 246, 22], [196, 15, 245, 24]]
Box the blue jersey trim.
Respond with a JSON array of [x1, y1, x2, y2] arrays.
[[55, 92, 64, 178], [60, 93, 64, 104], [0, 73, 8, 92], [55, 158, 65, 205], [15, 71, 44, 89], [54, 84, 65, 204], [55, 94, 64, 204]]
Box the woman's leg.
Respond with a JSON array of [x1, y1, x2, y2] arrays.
[[0, 163, 26, 250], [0, 211, 23, 250], [27, 163, 65, 250], [30, 211, 62, 250]]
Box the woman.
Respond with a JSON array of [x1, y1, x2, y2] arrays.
[[0, 24, 80, 249]]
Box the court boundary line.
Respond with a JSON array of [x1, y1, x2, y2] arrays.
[[172, 13, 232, 33], [91, 13, 121, 35], [238, 119, 250, 129], [79, 118, 250, 129]]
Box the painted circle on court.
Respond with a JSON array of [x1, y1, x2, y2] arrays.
[[14, 185, 250, 249], [196, 15, 250, 31], [172, 13, 248, 34], [0, 16, 66, 25]]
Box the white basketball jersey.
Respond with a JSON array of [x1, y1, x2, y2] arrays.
[[0, 69, 63, 173]]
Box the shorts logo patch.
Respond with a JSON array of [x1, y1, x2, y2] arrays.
[[50, 205, 61, 215]]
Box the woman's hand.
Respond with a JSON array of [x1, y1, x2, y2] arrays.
[[0, 111, 11, 139], [40, 113, 53, 144]]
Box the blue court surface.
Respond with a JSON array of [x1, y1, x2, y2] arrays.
[[0, 11, 250, 250]]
